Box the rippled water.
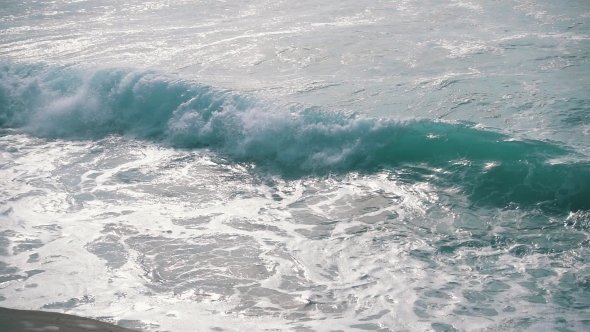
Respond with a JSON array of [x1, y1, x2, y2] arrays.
[[1, 1, 590, 331]]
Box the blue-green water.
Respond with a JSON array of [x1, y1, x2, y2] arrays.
[[1, 1, 589, 331]]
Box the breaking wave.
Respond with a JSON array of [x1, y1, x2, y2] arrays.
[[1, 62, 589, 212]]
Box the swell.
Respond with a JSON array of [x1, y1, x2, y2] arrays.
[[1, 62, 589, 212]]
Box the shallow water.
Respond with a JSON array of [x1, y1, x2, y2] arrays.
[[1, 1, 589, 331]]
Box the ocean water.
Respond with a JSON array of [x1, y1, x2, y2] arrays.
[[1, 0, 589, 331]]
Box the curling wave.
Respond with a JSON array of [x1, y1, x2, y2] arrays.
[[1, 62, 589, 212]]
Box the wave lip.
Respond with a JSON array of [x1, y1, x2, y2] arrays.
[[1, 63, 589, 212]]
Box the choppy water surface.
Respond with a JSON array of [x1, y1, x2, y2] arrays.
[[1, 1, 590, 331]]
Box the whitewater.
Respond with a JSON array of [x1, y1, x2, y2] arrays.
[[1, 0, 589, 331]]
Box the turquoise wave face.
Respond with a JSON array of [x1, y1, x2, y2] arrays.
[[1, 63, 589, 213]]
